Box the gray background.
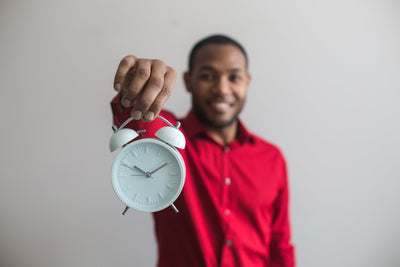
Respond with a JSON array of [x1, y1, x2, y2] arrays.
[[1, 0, 399, 266]]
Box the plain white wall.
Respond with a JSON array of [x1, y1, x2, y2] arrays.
[[1, 0, 399, 266]]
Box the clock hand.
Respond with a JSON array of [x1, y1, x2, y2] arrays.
[[133, 166, 152, 178], [122, 164, 138, 172], [149, 163, 168, 175], [122, 164, 151, 178]]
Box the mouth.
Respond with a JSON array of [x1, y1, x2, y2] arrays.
[[209, 101, 233, 113]]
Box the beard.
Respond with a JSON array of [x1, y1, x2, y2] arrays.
[[192, 98, 245, 130]]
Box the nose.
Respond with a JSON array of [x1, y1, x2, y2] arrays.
[[212, 76, 230, 95]]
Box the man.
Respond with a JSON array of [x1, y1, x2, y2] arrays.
[[111, 35, 295, 266]]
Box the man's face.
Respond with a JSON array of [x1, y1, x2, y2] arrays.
[[184, 44, 251, 129]]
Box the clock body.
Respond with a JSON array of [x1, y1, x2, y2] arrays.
[[111, 138, 185, 212]]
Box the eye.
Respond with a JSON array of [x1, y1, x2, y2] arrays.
[[199, 73, 214, 81], [229, 74, 242, 83]]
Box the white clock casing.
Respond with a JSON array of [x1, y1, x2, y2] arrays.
[[111, 135, 185, 213]]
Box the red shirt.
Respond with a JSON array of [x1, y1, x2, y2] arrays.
[[112, 96, 295, 267]]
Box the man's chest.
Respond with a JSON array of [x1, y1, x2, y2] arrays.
[[183, 141, 284, 211]]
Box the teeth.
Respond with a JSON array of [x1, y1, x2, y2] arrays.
[[212, 102, 230, 111], [215, 103, 229, 108]]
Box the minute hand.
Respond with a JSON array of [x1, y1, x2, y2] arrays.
[[149, 163, 168, 175]]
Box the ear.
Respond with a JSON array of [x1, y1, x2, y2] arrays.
[[246, 73, 252, 87], [183, 72, 192, 93]]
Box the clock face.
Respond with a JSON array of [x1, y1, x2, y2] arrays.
[[111, 138, 185, 212]]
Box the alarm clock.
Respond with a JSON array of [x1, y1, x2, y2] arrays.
[[109, 116, 186, 214]]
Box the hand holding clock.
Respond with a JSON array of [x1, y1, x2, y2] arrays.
[[113, 56, 177, 122]]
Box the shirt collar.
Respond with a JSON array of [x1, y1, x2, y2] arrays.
[[182, 110, 254, 145]]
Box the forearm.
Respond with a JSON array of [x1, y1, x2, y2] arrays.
[[270, 157, 295, 266]]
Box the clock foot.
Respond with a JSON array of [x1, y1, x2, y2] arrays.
[[171, 204, 179, 213], [122, 206, 130, 215]]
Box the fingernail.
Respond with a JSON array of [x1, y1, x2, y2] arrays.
[[145, 111, 154, 121], [132, 110, 142, 120], [115, 83, 121, 91], [122, 99, 131, 107]]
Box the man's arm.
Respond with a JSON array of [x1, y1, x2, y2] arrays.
[[270, 157, 295, 267], [113, 55, 177, 122]]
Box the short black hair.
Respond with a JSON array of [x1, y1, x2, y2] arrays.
[[188, 34, 248, 73]]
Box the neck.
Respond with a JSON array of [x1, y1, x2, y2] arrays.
[[206, 121, 238, 146]]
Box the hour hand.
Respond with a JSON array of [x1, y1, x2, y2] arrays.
[[122, 164, 151, 178], [133, 166, 152, 178]]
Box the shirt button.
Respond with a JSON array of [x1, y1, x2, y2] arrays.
[[224, 146, 230, 152], [224, 209, 230, 215], [226, 240, 233, 246], [225, 177, 231, 185]]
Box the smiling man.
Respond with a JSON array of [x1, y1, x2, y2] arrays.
[[184, 42, 250, 145], [111, 34, 295, 267]]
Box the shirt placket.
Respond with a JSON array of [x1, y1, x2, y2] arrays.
[[220, 145, 235, 267]]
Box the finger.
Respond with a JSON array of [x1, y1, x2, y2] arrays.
[[143, 67, 177, 121], [122, 59, 153, 108], [131, 60, 168, 120], [114, 55, 137, 92]]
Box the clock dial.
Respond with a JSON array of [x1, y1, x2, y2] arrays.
[[111, 138, 185, 212]]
